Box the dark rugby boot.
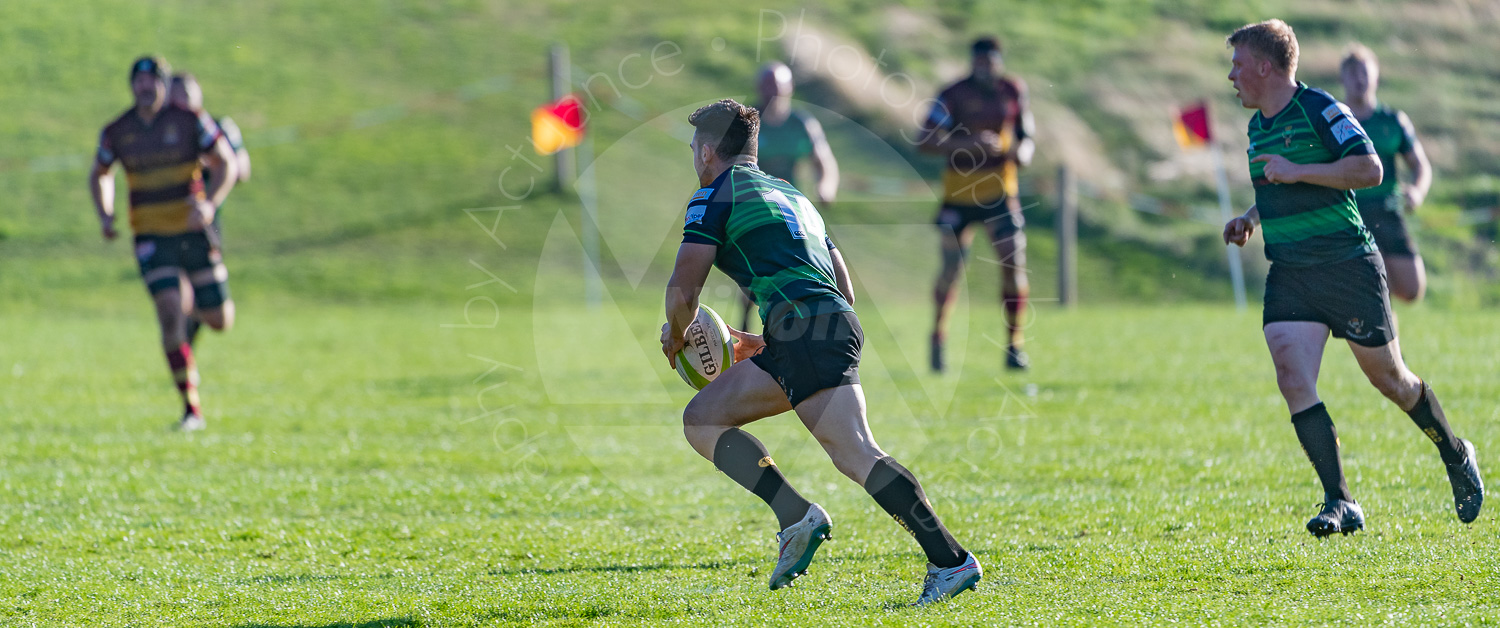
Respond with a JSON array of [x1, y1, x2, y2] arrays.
[[1307, 498, 1364, 537], [1447, 439, 1484, 524]]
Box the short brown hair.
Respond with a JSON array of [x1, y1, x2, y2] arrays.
[[1340, 43, 1378, 73], [687, 99, 759, 161], [1227, 19, 1299, 75], [171, 72, 198, 86]]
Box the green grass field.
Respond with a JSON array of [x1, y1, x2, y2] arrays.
[[3, 299, 1497, 626], [5, 1, 1500, 625]]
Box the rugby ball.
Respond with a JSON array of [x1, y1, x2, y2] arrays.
[[675, 304, 734, 390]]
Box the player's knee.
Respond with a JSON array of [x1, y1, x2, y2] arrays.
[[680, 403, 723, 461], [205, 302, 235, 331], [682, 396, 717, 429], [939, 248, 967, 274], [822, 444, 866, 482], [159, 326, 187, 349], [1273, 368, 1316, 401], [1002, 271, 1028, 293], [811, 434, 879, 482]]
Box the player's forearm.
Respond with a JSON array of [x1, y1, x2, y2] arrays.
[[1294, 155, 1381, 190], [89, 172, 114, 220], [236, 149, 252, 183], [203, 159, 237, 207], [813, 155, 839, 204], [1244, 205, 1259, 223], [830, 249, 855, 305], [1404, 150, 1432, 199], [664, 284, 700, 340]]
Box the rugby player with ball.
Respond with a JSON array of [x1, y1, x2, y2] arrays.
[[660, 99, 980, 605]]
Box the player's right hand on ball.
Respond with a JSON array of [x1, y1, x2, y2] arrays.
[[660, 322, 685, 368], [1223, 216, 1255, 247], [726, 327, 765, 363]]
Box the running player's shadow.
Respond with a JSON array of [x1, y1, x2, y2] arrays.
[[486, 558, 751, 576], [231, 619, 417, 628]]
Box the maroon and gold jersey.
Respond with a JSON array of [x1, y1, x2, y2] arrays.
[[923, 75, 1031, 207], [96, 106, 221, 236]]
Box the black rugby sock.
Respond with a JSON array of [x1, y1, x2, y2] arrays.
[[1406, 383, 1464, 465], [864, 456, 966, 569], [713, 429, 812, 531], [185, 316, 202, 348], [1291, 403, 1354, 502]]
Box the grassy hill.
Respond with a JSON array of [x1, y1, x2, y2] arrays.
[[1, 0, 1498, 312]]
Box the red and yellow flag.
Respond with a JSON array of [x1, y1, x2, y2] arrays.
[[531, 95, 584, 155], [1173, 101, 1212, 149]]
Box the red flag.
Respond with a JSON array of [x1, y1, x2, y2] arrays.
[[1173, 101, 1212, 148], [532, 95, 585, 155]]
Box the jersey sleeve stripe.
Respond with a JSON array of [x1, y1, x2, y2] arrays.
[[1339, 142, 1373, 158], [683, 229, 721, 244]]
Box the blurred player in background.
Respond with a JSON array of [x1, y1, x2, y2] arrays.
[[735, 61, 839, 331], [90, 56, 239, 431], [919, 36, 1035, 373], [1339, 44, 1431, 303], [662, 99, 980, 605], [1222, 21, 1481, 536], [170, 72, 251, 346]]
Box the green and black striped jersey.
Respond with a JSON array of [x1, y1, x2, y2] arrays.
[[681, 163, 851, 324], [1353, 104, 1417, 210], [1247, 83, 1378, 267]]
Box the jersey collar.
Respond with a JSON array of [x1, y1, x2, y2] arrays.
[[706, 161, 760, 188], [1255, 81, 1307, 130]]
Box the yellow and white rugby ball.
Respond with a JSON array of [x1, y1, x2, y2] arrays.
[[675, 304, 735, 390]]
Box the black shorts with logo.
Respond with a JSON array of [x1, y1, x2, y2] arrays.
[[134, 231, 230, 309], [1263, 252, 1394, 347], [751, 307, 863, 408], [936, 202, 1024, 243], [1357, 198, 1417, 257]]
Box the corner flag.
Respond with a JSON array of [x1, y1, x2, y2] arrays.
[[1173, 101, 1212, 149], [532, 95, 584, 155]]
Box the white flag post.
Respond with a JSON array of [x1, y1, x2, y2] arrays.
[[1211, 142, 1248, 311]]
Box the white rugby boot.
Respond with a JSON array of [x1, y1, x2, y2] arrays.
[[177, 410, 206, 432], [768, 503, 832, 590], [916, 551, 982, 606]]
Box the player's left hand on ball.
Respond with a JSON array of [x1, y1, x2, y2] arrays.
[[660, 322, 685, 368], [726, 327, 764, 362], [1251, 154, 1300, 184]]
